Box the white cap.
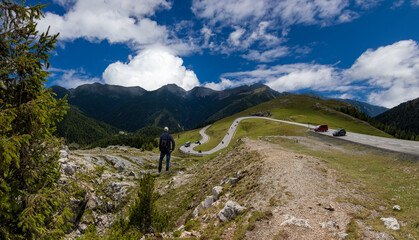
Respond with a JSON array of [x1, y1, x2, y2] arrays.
[[164, 126, 169, 132]]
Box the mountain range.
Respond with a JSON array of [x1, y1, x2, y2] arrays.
[[52, 83, 285, 132], [51, 83, 419, 143]]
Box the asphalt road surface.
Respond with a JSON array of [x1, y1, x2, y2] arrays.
[[179, 117, 419, 156]]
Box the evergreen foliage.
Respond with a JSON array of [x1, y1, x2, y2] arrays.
[[129, 173, 169, 234], [134, 126, 163, 138], [56, 105, 119, 145], [374, 97, 419, 135], [0, 1, 70, 239], [88, 135, 158, 150], [338, 106, 417, 141]]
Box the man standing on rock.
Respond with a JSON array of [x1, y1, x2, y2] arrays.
[[158, 127, 175, 173]]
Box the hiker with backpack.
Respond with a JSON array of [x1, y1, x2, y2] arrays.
[[158, 126, 175, 173]]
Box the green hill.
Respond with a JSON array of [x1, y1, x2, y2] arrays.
[[56, 105, 119, 145], [375, 97, 419, 137], [188, 94, 391, 151]]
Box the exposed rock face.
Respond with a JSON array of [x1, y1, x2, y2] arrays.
[[217, 201, 246, 222], [104, 155, 127, 171], [62, 162, 78, 176], [380, 217, 400, 230], [193, 202, 204, 218], [280, 215, 312, 229], [203, 196, 215, 209], [212, 186, 223, 200], [106, 181, 134, 203], [60, 149, 69, 159], [57, 145, 170, 239]]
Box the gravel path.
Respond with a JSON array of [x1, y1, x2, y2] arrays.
[[179, 116, 419, 156]]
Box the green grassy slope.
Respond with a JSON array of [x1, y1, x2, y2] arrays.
[[189, 94, 392, 151]]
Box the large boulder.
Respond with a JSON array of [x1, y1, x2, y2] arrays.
[[380, 217, 400, 231], [203, 196, 215, 209], [212, 186, 223, 200], [217, 201, 246, 222], [193, 202, 205, 218]]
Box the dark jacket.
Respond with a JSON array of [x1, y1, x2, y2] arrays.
[[159, 132, 175, 154]]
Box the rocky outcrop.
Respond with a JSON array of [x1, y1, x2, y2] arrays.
[[103, 155, 127, 171], [380, 217, 400, 230], [212, 186, 223, 200], [106, 181, 134, 203], [57, 145, 161, 239], [217, 201, 246, 222]]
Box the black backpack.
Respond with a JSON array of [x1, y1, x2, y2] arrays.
[[160, 134, 170, 152]]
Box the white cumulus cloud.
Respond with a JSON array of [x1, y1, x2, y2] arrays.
[[346, 40, 419, 108], [103, 47, 200, 91], [38, 0, 170, 45], [216, 63, 339, 92]]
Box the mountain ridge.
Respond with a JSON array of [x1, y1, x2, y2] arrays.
[[51, 83, 286, 132]]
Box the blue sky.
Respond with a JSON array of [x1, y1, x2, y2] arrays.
[[29, 0, 419, 108]]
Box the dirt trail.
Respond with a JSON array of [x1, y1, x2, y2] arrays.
[[242, 139, 362, 240]]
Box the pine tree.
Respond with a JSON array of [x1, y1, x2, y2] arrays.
[[0, 1, 69, 239], [129, 173, 155, 234]]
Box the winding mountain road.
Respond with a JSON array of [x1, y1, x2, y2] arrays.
[[179, 116, 419, 156]]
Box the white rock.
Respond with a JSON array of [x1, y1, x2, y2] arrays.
[[59, 150, 69, 159], [320, 220, 339, 229], [338, 232, 348, 239], [79, 223, 88, 233], [280, 215, 312, 229], [193, 202, 204, 218], [203, 196, 215, 209], [212, 186, 223, 200], [217, 201, 246, 222], [380, 217, 400, 230], [392, 205, 401, 211]]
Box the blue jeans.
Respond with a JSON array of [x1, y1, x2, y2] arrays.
[[159, 152, 171, 172]]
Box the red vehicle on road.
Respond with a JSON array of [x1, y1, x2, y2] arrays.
[[314, 125, 328, 132]]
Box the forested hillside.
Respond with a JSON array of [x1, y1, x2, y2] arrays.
[[375, 97, 419, 136], [55, 105, 119, 145]]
